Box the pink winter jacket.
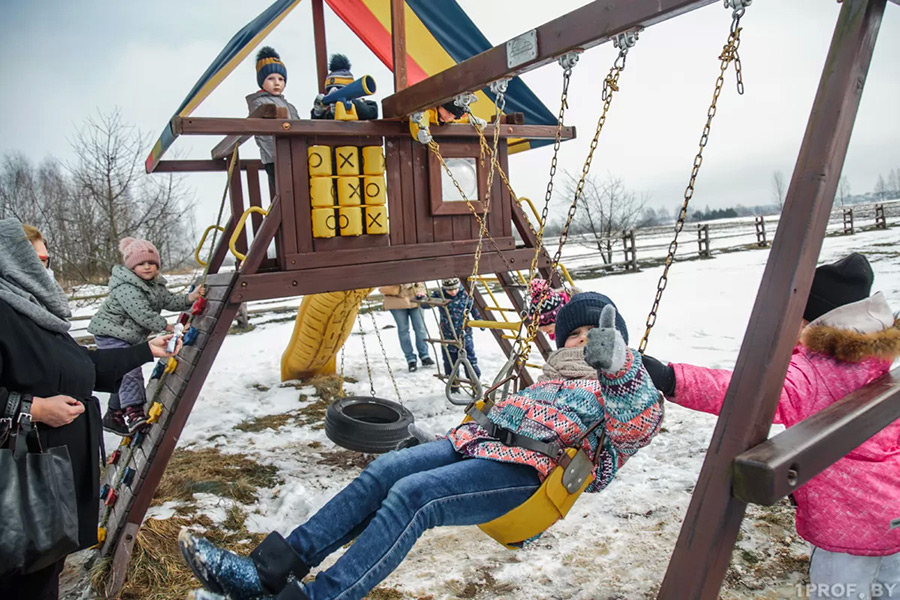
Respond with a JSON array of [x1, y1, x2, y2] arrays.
[[671, 293, 900, 556]]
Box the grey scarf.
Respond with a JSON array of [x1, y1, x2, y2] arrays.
[[0, 219, 71, 333], [538, 346, 598, 382]]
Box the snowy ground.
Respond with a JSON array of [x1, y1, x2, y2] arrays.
[[91, 229, 899, 599]]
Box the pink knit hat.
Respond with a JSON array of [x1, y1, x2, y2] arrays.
[[119, 237, 161, 270]]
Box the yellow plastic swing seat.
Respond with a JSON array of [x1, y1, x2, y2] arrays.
[[461, 401, 595, 549]]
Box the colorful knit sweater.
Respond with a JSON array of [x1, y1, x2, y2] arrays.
[[447, 348, 663, 492], [432, 289, 480, 339]]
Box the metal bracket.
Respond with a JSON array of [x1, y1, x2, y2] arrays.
[[612, 28, 642, 51], [557, 51, 581, 70], [724, 0, 752, 9], [489, 79, 511, 96]]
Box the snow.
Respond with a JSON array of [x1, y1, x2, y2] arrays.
[[99, 229, 899, 599]]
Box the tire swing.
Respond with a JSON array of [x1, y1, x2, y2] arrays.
[[324, 302, 414, 454]]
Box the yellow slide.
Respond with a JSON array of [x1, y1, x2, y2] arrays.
[[280, 289, 374, 381]]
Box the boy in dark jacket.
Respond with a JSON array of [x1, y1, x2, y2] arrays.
[[246, 46, 301, 192], [311, 54, 379, 121], [431, 278, 481, 384]]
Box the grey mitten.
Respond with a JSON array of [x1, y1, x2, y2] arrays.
[[395, 422, 438, 450], [584, 304, 628, 373]]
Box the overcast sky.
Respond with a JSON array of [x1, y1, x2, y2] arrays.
[[1, 1, 898, 228]]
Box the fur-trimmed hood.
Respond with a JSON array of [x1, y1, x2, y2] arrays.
[[800, 292, 900, 363]]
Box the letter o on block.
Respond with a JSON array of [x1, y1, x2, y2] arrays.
[[312, 208, 338, 238], [308, 145, 332, 176], [364, 176, 386, 205]]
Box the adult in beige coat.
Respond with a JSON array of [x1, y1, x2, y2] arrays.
[[378, 283, 434, 372]]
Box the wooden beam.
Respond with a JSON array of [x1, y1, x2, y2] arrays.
[[658, 1, 887, 598], [733, 367, 900, 505], [230, 249, 550, 303], [382, 0, 717, 118], [155, 159, 264, 173], [312, 0, 328, 94], [210, 104, 289, 160], [175, 116, 575, 140], [391, 0, 408, 91]]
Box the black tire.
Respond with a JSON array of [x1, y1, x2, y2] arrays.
[[324, 396, 415, 454]]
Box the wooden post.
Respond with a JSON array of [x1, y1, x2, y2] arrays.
[[312, 0, 328, 94], [843, 207, 854, 234], [697, 224, 710, 257], [875, 203, 886, 229], [622, 229, 637, 270], [391, 0, 408, 92], [658, 2, 886, 598], [754, 216, 768, 247]]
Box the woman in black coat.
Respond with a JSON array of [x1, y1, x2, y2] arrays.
[[0, 220, 182, 599]]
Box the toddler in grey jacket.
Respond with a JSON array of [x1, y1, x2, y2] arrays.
[[88, 237, 201, 434]]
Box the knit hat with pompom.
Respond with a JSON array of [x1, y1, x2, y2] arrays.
[[256, 46, 288, 89], [119, 237, 161, 270], [527, 278, 570, 328]]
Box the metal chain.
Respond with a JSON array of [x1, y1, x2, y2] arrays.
[[357, 316, 377, 397], [338, 345, 346, 397], [367, 308, 403, 403], [526, 52, 579, 281], [638, 10, 747, 354], [514, 40, 633, 366]]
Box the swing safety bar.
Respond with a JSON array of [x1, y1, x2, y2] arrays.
[[194, 225, 225, 267], [229, 206, 269, 262]]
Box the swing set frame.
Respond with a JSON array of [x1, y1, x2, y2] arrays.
[[100, 1, 900, 598]]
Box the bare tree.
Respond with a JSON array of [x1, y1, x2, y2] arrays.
[[67, 109, 195, 279], [888, 168, 900, 197], [834, 175, 851, 208], [771, 171, 786, 211], [874, 174, 888, 201], [0, 109, 196, 285], [563, 172, 646, 265]]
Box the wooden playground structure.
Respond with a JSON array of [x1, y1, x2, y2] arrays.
[[94, 1, 900, 598]]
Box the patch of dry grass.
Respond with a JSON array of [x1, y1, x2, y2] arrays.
[[109, 510, 266, 600], [235, 412, 295, 433], [152, 447, 281, 505]]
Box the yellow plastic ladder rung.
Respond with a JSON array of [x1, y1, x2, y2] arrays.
[[501, 334, 520, 340], [525, 363, 543, 369], [484, 306, 518, 312], [467, 320, 521, 331]]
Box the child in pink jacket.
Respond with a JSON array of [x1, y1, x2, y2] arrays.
[[643, 253, 900, 599]]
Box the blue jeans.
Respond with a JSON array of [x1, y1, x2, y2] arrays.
[[285, 439, 540, 600], [93, 335, 146, 410], [389, 308, 429, 364]]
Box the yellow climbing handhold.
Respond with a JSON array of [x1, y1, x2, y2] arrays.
[[147, 402, 163, 424], [165, 357, 178, 374]]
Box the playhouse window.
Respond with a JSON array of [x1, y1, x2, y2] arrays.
[[428, 141, 488, 216]]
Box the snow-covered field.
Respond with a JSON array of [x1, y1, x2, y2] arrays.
[[93, 229, 898, 599]]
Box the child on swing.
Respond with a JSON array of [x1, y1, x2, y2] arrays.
[[527, 277, 576, 342], [180, 292, 663, 600], [641, 253, 900, 599]]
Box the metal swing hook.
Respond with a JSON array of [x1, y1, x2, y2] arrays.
[[557, 51, 580, 71], [725, 0, 752, 33]]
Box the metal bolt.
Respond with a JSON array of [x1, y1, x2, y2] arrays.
[[282, 122, 291, 130]]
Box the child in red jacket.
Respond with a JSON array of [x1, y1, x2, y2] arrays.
[[643, 253, 900, 599]]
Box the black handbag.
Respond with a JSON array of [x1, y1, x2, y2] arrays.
[[0, 410, 79, 575]]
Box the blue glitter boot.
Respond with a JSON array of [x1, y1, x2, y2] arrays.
[[180, 528, 310, 599], [179, 528, 265, 599]]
